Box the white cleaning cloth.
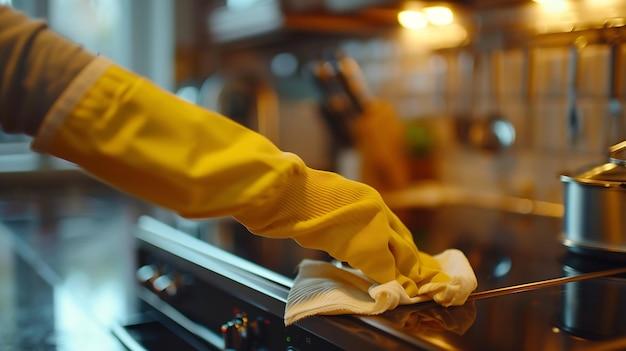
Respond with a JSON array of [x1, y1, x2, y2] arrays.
[[284, 249, 477, 326]]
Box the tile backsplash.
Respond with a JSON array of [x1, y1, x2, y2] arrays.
[[321, 12, 626, 204], [206, 1, 626, 205]]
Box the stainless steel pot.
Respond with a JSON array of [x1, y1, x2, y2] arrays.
[[560, 140, 626, 259]]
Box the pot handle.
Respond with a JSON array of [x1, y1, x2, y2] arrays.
[[609, 140, 626, 165]]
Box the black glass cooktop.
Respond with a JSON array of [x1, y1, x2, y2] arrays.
[[3, 185, 626, 351], [355, 253, 626, 351], [183, 204, 626, 350]]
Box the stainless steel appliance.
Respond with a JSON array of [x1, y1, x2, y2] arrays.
[[560, 140, 626, 260]]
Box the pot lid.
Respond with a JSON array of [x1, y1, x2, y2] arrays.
[[561, 140, 626, 187]]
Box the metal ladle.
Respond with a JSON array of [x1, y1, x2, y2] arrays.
[[469, 50, 516, 152], [566, 37, 586, 147]]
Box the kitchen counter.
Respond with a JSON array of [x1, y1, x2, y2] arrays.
[[1, 176, 626, 350], [0, 178, 149, 350]]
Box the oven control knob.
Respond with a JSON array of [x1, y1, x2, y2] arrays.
[[136, 265, 158, 284], [221, 313, 250, 350], [152, 274, 178, 296], [221, 313, 270, 350]]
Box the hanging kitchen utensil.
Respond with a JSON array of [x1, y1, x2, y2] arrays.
[[566, 38, 585, 147], [602, 40, 626, 153], [522, 47, 534, 149], [469, 50, 516, 152], [560, 140, 626, 261]]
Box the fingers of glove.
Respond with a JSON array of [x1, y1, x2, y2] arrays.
[[417, 278, 470, 307], [233, 160, 453, 298], [389, 234, 451, 296]]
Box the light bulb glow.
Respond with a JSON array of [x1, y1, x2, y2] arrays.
[[398, 10, 428, 30], [533, 0, 569, 12], [424, 6, 454, 26]]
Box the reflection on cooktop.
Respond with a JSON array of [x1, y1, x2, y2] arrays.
[[358, 274, 626, 351], [561, 254, 626, 341], [399, 205, 570, 291]]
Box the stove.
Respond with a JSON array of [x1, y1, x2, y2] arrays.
[[117, 204, 626, 351]]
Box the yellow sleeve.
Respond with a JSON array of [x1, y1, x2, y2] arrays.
[[34, 63, 454, 302]]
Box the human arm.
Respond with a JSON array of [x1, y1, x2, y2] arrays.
[[0, 5, 472, 305]]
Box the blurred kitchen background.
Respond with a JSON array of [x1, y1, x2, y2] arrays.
[[3, 0, 626, 208]]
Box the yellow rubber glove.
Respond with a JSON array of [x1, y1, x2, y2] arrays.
[[33, 60, 453, 301]]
